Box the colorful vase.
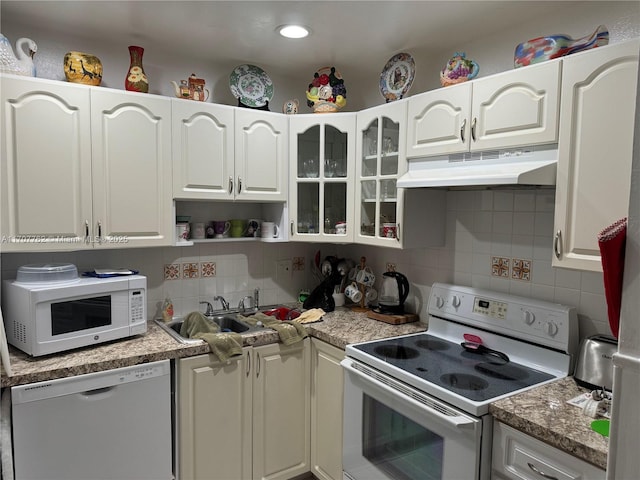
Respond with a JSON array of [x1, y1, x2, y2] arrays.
[[125, 45, 148, 93], [514, 25, 609, 68], [64, 51, 102, 86]]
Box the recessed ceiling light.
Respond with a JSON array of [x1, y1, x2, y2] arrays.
[[278, 25, 310, 39]]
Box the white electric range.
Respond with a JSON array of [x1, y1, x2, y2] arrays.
[[342, 283, 579, 480]]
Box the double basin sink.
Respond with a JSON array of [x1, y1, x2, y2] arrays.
[[155, 306, 298, 345]]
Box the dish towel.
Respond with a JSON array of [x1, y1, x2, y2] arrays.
[[180, 312, 243, 362], [598, 217, 627, 339], [240, 312, 308, 346], [293, 308, 325, 324]]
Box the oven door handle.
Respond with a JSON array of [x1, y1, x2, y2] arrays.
[[343, 359, 476, 429]]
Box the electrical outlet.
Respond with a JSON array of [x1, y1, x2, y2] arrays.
[[276, 259, 292, 279], [386, 263, 396, 272]]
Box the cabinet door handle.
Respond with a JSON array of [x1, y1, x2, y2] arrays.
[[96, 221, 102, 244], [471, 117, 477, 142], [527, 462, 559, 480], [460, 118, 466, 143], [84, 220, 90, 244], [554, 230, 562, 259], [237, 177, 242, 194], [290, 221, 294, 235], [228, 176, 233, 195], [396, 223, 401, 242], [256, 352, 261, 378], [246, 351, 251, 377]]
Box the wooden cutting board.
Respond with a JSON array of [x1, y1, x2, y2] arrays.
[[367, 310, 419, 325]]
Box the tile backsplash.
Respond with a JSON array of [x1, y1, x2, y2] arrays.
[[0, 188, 612, 341]]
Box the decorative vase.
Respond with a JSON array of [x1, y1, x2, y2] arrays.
[[125, 45, 148, 93], [64, 51, 102, 86], [514, 25, 609, 68]]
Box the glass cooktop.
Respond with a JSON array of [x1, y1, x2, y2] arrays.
[[352, 333, 554, 402]]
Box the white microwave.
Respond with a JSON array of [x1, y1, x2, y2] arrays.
[[2, 275, 147, 356]]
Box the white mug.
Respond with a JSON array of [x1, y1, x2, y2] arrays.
[[261, 221, 280, 239], [345, 282, 362, 303], [365, 287, 378, 303], [356, 267, 375, 286], [332, 292, 345, 307]]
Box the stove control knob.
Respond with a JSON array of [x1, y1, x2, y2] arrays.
[[435, 295, 445, 309], [451, 295, 461, 308], [523, 310, 536, 325], [544, 321, 559, 336]]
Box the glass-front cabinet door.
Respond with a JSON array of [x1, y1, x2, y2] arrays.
[[289, 114, 356, 242], [355, 101, 407, 248]]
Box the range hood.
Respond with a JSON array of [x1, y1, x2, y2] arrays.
[[397, 145, 558, 188]]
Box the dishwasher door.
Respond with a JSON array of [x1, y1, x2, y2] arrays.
[[11, 359, 173, 480]]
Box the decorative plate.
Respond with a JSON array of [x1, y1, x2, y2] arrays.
[[229, 64, 274, 107], [379, 53, 415, 102]]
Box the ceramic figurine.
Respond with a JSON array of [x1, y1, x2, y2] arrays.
[[64, 51, 102, 86], [306, 66, 346, 113], [514, 25, 609, 68], [0, 34, 37, 76], [171, 73, 209, 101], [283, 99, 299, 114], [440, 52, 479, 87]]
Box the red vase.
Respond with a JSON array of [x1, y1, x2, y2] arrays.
[[125, 45, 148, 93]]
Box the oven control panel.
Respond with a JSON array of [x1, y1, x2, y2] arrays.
[[472, 297, 507, 320], [428, 283, 578, 353]]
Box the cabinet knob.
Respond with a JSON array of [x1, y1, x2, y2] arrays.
[[460, 118, 466, 143], [237, 176, 242, 194], [228, 176, 233, 195], [84, 220, 90, 244], [471, 117, 477, 142]]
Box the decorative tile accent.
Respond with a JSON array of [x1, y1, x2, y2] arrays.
[[491, 256, 510, 278], [512, 258, 531, 281], [164, 263, 180, 280], [201, 262, 216, 277], [182, 262, 199, 279], [293, 256, 305, 271]]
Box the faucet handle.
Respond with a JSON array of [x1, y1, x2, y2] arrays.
[[199, 301, 214, 316]]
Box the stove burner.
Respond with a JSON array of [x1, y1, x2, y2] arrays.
[[475, 362, 529, 381], [373, 344, 420, 360], [415, 338, 450, 351], [440, 373, 489, 391]]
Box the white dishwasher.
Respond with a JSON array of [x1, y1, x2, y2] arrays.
[[11, 359, 173, 480]]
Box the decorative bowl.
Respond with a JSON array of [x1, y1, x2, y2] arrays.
[[514, 25, 609, 68], [440, 52, 479, 87], [306, 66, 347, 113]]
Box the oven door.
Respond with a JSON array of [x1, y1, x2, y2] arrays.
[[342, 358, 487, 480]]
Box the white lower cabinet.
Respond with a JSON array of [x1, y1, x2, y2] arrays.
[[492, 422, 605, 480], [177, 339, 310, 480], [310, 338, 345, 480]]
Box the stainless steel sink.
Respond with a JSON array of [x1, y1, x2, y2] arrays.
[[155, 313, 265, 345]]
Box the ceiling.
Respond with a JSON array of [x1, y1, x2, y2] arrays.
[[2, 1, 576, 80]]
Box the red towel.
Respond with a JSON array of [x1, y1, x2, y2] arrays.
[[598, 218, 627, 339]]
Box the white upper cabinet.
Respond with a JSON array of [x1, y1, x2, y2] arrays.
[[355, 100, 445, 248], [1, 75, 172, 251], [234, 108, 288, 202], [91, 88, 173, 248], [553, 40, 640, 271], [172, 102, 287, 202], [406, 61, 561, 158], [172, 100, 235, 200], [289, 113, 356, 242]]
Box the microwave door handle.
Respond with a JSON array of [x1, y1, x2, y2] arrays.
[[342, 360, 476, 429]]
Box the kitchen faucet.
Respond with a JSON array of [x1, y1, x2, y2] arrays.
[[199, 301, 215, 317], [214, 295, 229, 311]]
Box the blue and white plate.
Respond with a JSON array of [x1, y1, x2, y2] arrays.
[[380, 53, 415, 102]]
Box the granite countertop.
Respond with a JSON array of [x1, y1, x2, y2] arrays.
[[1, 306, 427, 388], [489, 376, 609, 470]]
